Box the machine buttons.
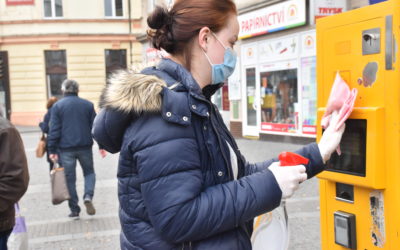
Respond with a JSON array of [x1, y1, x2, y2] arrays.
[[334, 211, 357, 249]]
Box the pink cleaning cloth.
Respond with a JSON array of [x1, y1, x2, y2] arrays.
[[321, 72, 358, 154]]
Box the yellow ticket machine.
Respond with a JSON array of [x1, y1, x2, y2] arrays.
[[317, 1, 400, 249]]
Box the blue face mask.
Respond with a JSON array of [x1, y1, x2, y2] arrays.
[[203, 32, 237, 85]]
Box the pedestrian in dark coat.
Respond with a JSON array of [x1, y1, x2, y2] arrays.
[[39, 96, 58, 171], [93, 1, 345, 249], [0, 117, 29, 249], [48, 79, 106, 219]]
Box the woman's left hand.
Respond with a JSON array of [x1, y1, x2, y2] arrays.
[[318, 111, 345, 164]]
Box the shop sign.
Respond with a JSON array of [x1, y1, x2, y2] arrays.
[[258, 35, 299, 63], [315, 0, 347, 20], [238, 0, 306, 39], [259, 60, 298, 72], [241, 43, 258, 66], [300, 30, 316, 57], [6, 0, 34, 5]]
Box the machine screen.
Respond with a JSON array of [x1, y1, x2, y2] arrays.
[[325, 119, 367, 176]]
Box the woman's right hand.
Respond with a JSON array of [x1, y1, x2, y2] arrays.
[[268, 162, 307, 199]]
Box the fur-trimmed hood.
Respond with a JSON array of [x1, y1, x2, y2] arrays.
[[93, 59, 219, 153], [100, 58, 224, 115], [100, 70, 167, 113]]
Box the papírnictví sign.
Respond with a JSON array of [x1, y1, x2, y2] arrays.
[[238, 0, 306, 39]]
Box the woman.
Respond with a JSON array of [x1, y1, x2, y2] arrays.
[[93, 0, 344, 249], [39, 96, 58, 171]]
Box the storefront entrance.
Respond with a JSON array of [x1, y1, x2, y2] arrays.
[[240, 30, 317, 138]]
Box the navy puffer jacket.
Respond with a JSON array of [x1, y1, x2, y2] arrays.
[[93, 59, 324, 250]]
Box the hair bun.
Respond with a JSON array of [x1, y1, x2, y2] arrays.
[[147, 5, 175, 53], [147, 6, 170, 30]]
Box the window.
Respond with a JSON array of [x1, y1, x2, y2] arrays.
[[45, 50, 67, 98], [44, 0, 63, 18], [105, 50, 127, 83], [105, 0, 123, 17], [259, 68, 298, 133]]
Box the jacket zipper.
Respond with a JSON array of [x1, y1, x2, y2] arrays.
[[181, 241, 192, 250], [213, 105, 246, 177], [209, 104, 233, 180]]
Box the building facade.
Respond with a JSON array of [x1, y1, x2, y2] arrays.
[[0, 0, 376, 131], [229, 0, 372, 139], [0, 0, 148, 125]]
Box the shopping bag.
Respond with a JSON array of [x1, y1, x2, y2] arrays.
[[50, 162, 71, 205], [7, 204, 28, 250], [35, 134, 46, 158]]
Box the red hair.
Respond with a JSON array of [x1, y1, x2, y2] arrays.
[[46, 96, 58, 109], [147, 0, 237, 68]]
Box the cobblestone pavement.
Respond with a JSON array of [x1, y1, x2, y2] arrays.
[[18, 127, 320, 250]]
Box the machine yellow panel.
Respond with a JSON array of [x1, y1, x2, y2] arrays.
[[319, 18, 386, 108], [320, 180, 388, 249], [317, 0, 400, 249], [317, 107, 385, 189]]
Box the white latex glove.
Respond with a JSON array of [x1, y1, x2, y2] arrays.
[[268, 162, 308, 199], [318, 111, 346, 164]]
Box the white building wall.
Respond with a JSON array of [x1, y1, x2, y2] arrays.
[[0, 0, 143, 21]]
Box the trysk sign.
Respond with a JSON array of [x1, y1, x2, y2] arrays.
[[315, 0, 348, 20]]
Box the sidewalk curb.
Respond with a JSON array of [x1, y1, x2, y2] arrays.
[[16, 126, 41, 134]]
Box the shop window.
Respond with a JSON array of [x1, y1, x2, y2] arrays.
[[105, 49, 127, 83], [45, 50, 67, 98], [301, 56, 317, 135], [260, 69, 298, 133], [44, 0, 63, 18], [105, 0, 123, 17]]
